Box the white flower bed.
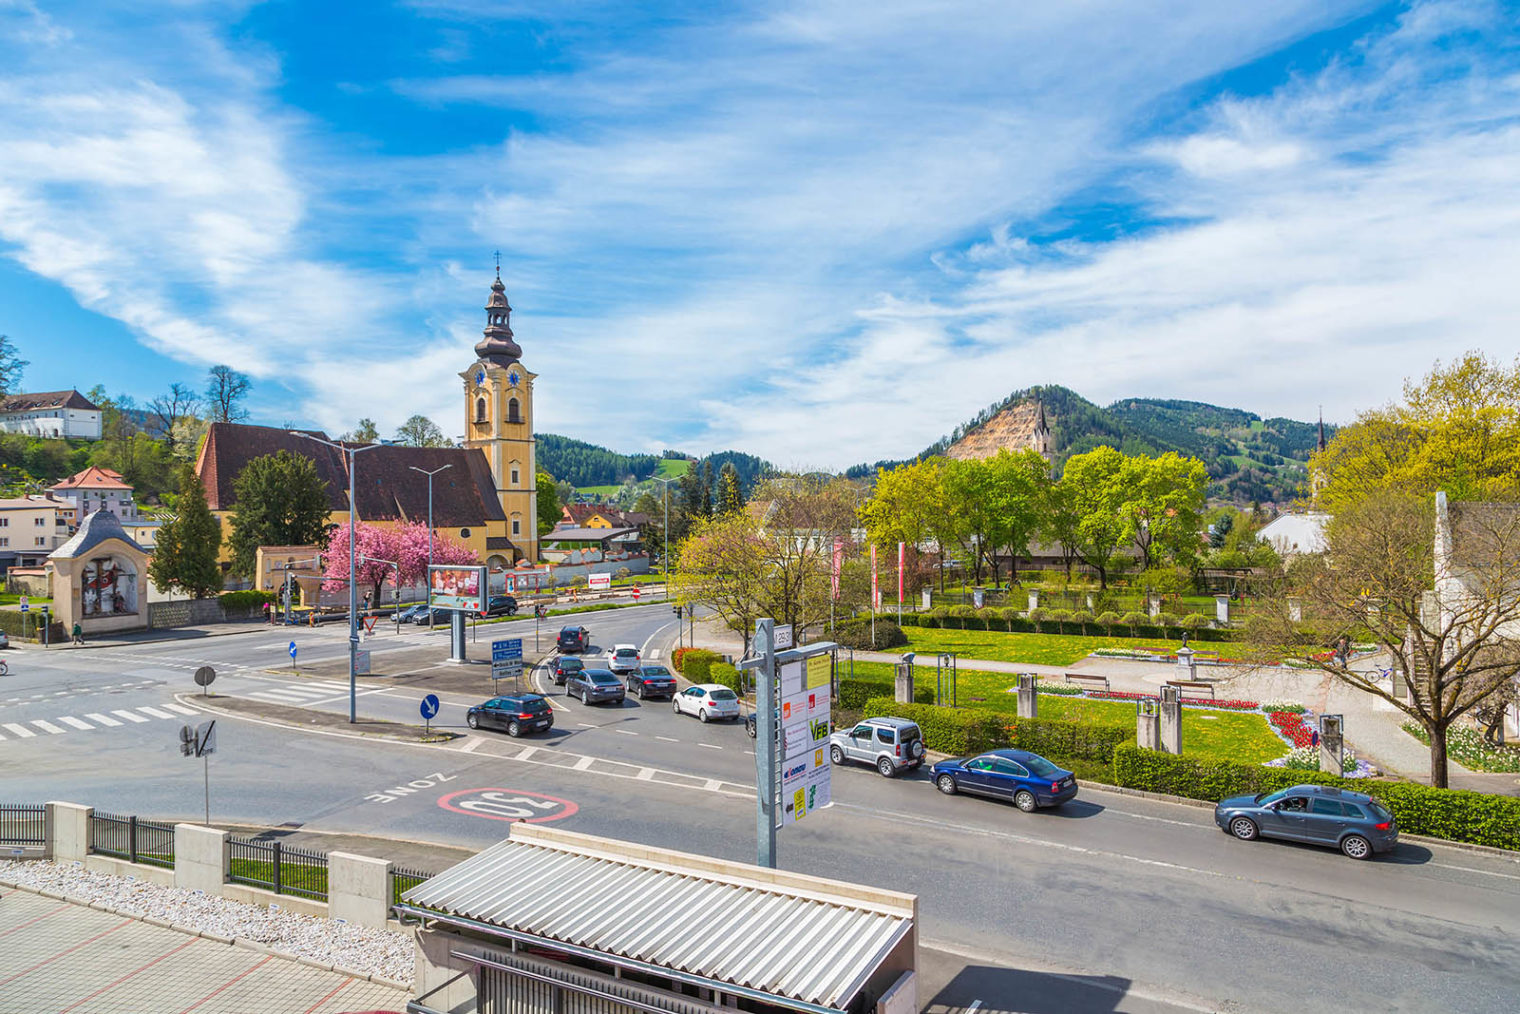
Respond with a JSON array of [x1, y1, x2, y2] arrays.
[[0, 859, 413, 986]]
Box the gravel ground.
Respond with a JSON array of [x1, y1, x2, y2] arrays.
[[0, 860, 414, 986]]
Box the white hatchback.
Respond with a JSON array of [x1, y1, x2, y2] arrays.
[[608, 644, 641, 674], [673, 684, 741, 723]]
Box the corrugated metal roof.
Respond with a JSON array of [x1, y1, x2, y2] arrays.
[[402, 834, 910, 1009]]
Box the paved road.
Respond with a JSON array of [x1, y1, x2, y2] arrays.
[[5, 619, 1520, 1014]]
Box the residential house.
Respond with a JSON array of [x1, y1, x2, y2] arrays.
[[0, 495, 74, 572], [48, 466, 140, 519], [0, 390, 103, 439]]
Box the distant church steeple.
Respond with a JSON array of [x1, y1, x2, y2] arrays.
[[474, 257, 522, 366], [1317, 408, 1326, 453]]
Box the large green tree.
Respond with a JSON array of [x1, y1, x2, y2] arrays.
[[149, 465, 224, 598], [1119, 451, 1209, 570], [715, 462, 744, 515], [394, 415, 450, 447], [1050, 446, 1130, 588], [227, 450, 332, 577], [536, 471, 561, 537]]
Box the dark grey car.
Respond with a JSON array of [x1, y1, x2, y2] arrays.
[[565, 667, 626, 705], [1214, 784, 1398, 859]]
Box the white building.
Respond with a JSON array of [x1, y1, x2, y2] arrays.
[[1257, 511, 1329, 557], [48, 466, 139, 520], [0, 495, 74, 571], [0, 390, 102, 439]]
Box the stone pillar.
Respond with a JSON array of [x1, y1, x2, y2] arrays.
[[174, 823, 228, 895], [1158, 685, 1183, 755], [1027, 590, 1039, 612], [1288, 597, 1302, 623], [1136, 699, 1161, 751], [46, 802, 92, 862], [921, 587, 931, 611], [1148, 595, 1162, 619], [1085, 593, 1095, 611], [1319, 715, 1344, 776], [1176, 645, 1196, 682], [895, 655, 916, 703], [1390, 667, 1408, 702], [1215, 595, 1229, 625], [329, 852, 393, 928], [1016, 675, 1038, 719]]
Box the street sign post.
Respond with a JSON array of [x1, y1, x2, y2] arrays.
[[179, 720, 217, 824], [288, 641, 298, 674], [193, 666, 216, 697], [420, 693, 441, 735], [492, 638, 524, 691], [17, 596, 26, 612]]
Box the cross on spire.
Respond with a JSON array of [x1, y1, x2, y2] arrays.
[[493, 249, 501, 277]]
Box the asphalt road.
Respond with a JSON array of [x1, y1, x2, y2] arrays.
[[5, 612, 1520, 1014]]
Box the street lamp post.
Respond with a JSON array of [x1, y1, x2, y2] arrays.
[[294, 432, 384, 723], [653, 476, 677, 602], [409, 464, 453, 631]]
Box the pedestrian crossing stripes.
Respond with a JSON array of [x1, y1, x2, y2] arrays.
[[244, 681, 353, 706], [0, 705, 195, 742]]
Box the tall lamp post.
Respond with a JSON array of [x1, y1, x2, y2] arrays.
[[652, 476, 677, 601], [409, 464, 453, 630], [294, 432, 385, 723]]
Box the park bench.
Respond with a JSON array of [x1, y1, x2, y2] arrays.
[[1166, 679, 1216, 700], [1064, 672, 1111, 692]]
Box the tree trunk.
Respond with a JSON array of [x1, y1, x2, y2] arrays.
[[1428, 723, 1449, 789]]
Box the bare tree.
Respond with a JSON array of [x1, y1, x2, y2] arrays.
[[0, 335, 27, 396], [205, 365, 251, 424], [1249, 493, 1520, 787], [149, 382, 201, 450]]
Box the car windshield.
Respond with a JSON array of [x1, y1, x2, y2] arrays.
[[588, 672, 620, 685], [1022, 755, 1062, 778], [614, 648, 638, 658], [642, 667, 671, 677], [710, 689, 738, 701], [1256, 789, 1292, 806]]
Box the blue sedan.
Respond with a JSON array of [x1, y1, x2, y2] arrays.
[[930, 748, 1078, 812]]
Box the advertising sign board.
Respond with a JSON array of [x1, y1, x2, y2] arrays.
[[587, 572, 612, 591], [429, 565, 486, 612], [779, 653, 833, 825]]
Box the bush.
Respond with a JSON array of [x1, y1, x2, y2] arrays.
[[1110, 744, 1520, 850], [708, 661, 743, 695], [833, 618, 909, 651], [0, 610, 64, 642], [1068, 610, 1094, 632], [674, 648, 721, 682], [1095, 610, 1121, 632], [863, 698, 1133, 763], [837, 679, 934, 710], [1181, 613, 1210, 630], [1119, 611, 1148, 630], [219, 589, 275, 611], [1155, 612, 1180, 629]]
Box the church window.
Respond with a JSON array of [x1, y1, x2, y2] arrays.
[[510, 463, 520, 485], [475, 397, 487, 423], [512, 518, 521, 536], [508, 397, 521, 424]]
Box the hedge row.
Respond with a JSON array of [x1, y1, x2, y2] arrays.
[[219, 589, 275, 610], [862, 697, 1132, 762], [896, 610, 1235, 642], [0, 609, 64, 642], [709, 661, 743, 695], [836, 679, 933, 710], [1111, 744, 1520, 851], [673, 648, 723, 684]]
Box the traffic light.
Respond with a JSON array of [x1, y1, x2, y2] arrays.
[[673, 605, 683, 618]]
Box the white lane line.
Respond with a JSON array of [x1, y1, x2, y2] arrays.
[[459, 738, 484, 754], [967, 1001, 983, 1013], [30, 719, 66, 735], [515, 746, 539, 761], [656, 736, 679, 743], [577, 722, 597, 729], [85, 713, 122, 727], [248, 691, 315, 704], [162, 703, 198, 716], [702, 778, 723, 791], [698, 743, 723, 751], [636, 768, 656, 780], [136, 706, 176, 720], [573, 756, 596, 771], [112, 710, 149, 724], [52, 690, 70, 696], [614, 729, 639, 737], [2, 722, 35, 738], [1432, 863, 1520, 882], [57, 716, 94, 731]]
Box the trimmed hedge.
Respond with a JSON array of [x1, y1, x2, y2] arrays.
[[833, 617, 909, 651], [708, 661, 743, 694], [0, 609, 64, 642], [1111, 743, 1520, 851], [675, 648, 722, 683], [863, 697, 1132, 763], [837, 679, 933, 710], [899, 610, 1236, 642], [219, 589, 275, 610]]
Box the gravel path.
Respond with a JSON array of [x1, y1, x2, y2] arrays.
[[0, 860, 414, 987]]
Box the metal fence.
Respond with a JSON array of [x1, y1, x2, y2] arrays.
[[91, 812, 176, 868], [0, 803, 45, 846], [390, 865, 432, 906], [227, 835, 329, 901]]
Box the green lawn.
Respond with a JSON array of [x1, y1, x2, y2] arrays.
[[901, 628, 1192, 667], [0, 593, 52, 607], [655, 459, 690, 478]]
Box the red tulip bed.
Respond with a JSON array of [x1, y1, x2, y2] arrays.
[[1268, 709, 1315, 748]]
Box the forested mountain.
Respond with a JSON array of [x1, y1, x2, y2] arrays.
[[535, 434, 659, 487]]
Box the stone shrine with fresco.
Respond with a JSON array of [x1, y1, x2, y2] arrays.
[[45, 510, 151, 634]]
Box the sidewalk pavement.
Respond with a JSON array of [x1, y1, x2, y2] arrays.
[[18, 620, 274, 651], [0, 886, 406, 1013]]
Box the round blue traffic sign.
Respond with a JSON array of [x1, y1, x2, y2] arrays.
[[420, 694, 441, 720]]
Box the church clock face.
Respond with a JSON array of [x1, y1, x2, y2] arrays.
[[475, 369, 486, 385], [508, 370, 520, 387]]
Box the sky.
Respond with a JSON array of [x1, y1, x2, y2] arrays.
[[2, 0, 1518, 470]]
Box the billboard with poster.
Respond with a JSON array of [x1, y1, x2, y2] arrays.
[[779, 652, 833, 825], [429, 565, 486, 612]]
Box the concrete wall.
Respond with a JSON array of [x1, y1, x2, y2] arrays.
[[329, 851, 392, 928], [47, 802, 92, 862], [173, 823, 228, 894], [148, 598, 228, 629]]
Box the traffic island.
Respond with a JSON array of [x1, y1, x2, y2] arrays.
[[263, 642, 555, 697], [184, 692, 462, 743]]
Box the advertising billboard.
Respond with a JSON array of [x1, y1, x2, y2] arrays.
[[429, 565, 486, 612], [779, 654, 833, 825]]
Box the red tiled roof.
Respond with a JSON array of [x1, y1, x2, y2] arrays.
[[0, 389, 100, 413], [196, 423, 507, 525], [50, 466, 130, 491]]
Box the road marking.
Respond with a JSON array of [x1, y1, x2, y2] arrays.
[[136, 706, 176, 720], [967, 1002, 982, 1013], [459, 738, 484, 754], [85, 713, 122, 727], [31, 719, 66, 735], [112, 710, 149, 724], [52, 690, 69, 696], [3, 723, 36, 738], [577, 722, 597, 728], [573, 756, 596, 771], [698, 743, 723, 751], [515, 746, 539, 761], [162, 703, 199, 716], [703, 778, 723, 791], [656, 736, 679, 742], [614, 729, 639, 736], [1432, 862, 1520, 882], [636, 768, 655, 780], [57, 716, 94, 731]]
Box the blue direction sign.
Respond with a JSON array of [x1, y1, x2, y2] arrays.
[[492, 638, 524, 681], [420, 694, 441, 720], [288, 641, 297, 660]]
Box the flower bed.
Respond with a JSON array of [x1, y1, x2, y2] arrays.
[[1269, 710, 1315, 748], [1260, 699, 1306, 714], [1401, 723, 1520, 774], [1085, 689, 1261, 712]]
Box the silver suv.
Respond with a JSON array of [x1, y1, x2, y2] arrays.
[[829, 717, 925, 777]]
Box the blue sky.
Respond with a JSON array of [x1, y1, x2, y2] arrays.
[[2, 1, 1518, 469]]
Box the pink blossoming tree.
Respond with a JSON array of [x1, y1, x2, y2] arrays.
[[322, 522, 479, 607]]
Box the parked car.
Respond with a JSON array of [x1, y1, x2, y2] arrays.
[[626, 665, 678, 699], [465, 694, 554, 737], [930, 748, 1078, 811], [550, 655, 585, 686], [565, 668, 626, 705], [410, 604, 440, 625], [1214, 784, 1398, 860], [0, 631, 9, 649], [673, 684, 741, 723], [394, 603, 430, 624], [829, 717, 926, 777], [607, 643, 641, 674], [478, 594, 518, 618], [557, 625, 590, 653]]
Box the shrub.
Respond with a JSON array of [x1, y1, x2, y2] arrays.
[[1095, 610, 1121, 633], [863, 698, 1132, 763], [0, 610, 64, 642], [833, 618, 909, 651], [614, 566, 631, 579], [1119, 611, 1148, 630], [708, 661, 743, 695], [219, 589, 275, 611], [837, 679, 934, 710], [1027, 607, 1047, 632], [1181, 613, 1210, 630], [1067, 610, 1094, 633], [948, 604, 976, 619], [1155, 612, 1180, 629], [674, 648, 721, 682], [1109, 744, 1520, 850]]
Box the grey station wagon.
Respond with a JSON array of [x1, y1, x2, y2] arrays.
[[1214, 784, 1398, 860]]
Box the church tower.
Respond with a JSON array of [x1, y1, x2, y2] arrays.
[[461, 265, 538, 563]]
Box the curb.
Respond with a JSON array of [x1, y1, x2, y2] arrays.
[[173, 692, 457, 748], [13, 624, 272, 651]]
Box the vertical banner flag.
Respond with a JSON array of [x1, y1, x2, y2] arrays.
[[871, 544, 880, 610], [831, 537, 843, 601], [897, 541, 905, 604]]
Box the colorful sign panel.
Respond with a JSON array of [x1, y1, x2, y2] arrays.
[[429, 565, 486, 612], [779, 654, 833, 826]]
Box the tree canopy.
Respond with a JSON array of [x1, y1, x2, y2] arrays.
[[227, 450, 332, 576], [148, 464, 223, 599]]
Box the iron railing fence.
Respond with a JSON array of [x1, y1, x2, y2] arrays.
[[390, 865, 433, 906], [0, 803, 45, 845], [227, 835, 329, 901], [90, 812, 176, 868]]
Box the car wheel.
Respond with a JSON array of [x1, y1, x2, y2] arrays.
[[830, 744, 845, 765], [466, 714, 479, 729], [1341, 834, 1372, 860], [876, 756, 896, 778], [507, 721, 521, 738], [673, 699, 682, 714], [1014, 790, 1037, 812], [936, 774, 958, 795], [699, 709, 710, 723], [747, 717, 758, 739], [1229, 816, 1259, 841]]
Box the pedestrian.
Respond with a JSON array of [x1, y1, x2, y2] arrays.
[[263, 601, 272, 624], [71, 622, 85, 645]]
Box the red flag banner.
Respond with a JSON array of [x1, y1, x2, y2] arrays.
[[897, 542, 905, 604], [831, 537, 843, 601]]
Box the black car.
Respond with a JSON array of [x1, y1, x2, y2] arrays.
[[466, 694, 554, 737], [550, 655, 585, 686], [1214, 784, 1398, 860], [394, 603, 430, 623], [557, 625, 590, 652], [565, 668, 626, 705], [626, 664, 678, 700], [479, 595, 518, 618]]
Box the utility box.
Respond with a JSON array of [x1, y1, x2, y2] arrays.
[[1136, 698, 1161, 750], [1159, 685, 1183, 755], [1319, 714, 1344, 775], [1016, 674, 1038, 719]]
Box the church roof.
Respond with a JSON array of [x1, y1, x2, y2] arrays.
[[0, 389, 100, 413], [196, 423, 507, 526], [49, 509, 145, 560], [475, 268, 523, 367]]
